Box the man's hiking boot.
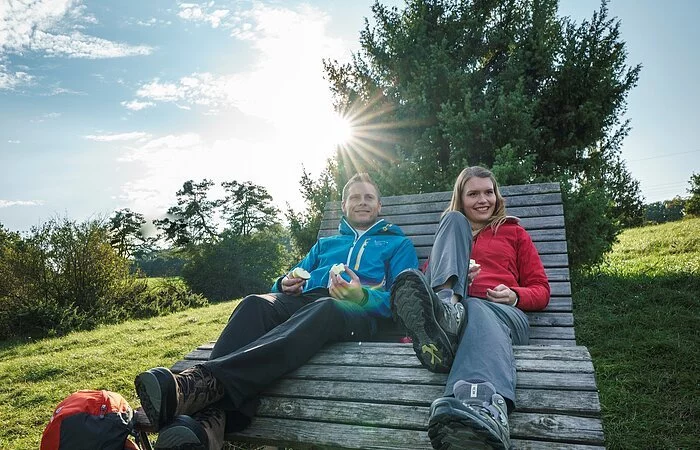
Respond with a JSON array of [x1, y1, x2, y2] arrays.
[[391, 269, 465, 372], [428, 381, 511, 450], [154, 406, 226, 450], [134, 365, 224, 430]]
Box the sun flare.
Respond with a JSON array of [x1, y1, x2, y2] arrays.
[[324, 114, 353, 145]]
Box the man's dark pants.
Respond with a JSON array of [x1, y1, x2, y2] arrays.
[[202, 290, 376, 428]]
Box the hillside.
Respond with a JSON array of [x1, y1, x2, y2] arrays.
[[573, 217, 700, 449], [0, 218, 698, 449]]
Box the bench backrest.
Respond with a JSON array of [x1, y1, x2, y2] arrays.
[[317, 182, 575, 346]]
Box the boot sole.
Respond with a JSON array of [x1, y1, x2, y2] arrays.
[[154, 415, 209, 450], [428, 398, 510, 450], [134, 367, 177, 431], [391, 269, 454, 373]]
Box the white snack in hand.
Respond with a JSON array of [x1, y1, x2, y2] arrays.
[[290, 267, 311, 279], [469, 259, 480, 269], [330, 263, 346, 275]]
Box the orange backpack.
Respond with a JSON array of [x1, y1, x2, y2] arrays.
[[41, 390, 150, 450]]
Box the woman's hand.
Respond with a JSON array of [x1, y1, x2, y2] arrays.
[[329, 265, 365, 303], [485, 284, 518, 306], [468, 263, 481, 285]]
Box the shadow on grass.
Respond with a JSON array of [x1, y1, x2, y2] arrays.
[[572, 271, 699, 449]]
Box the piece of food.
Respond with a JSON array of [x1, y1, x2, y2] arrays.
[[330, 263, 346, 275], [469, 259, 480, 269], [290, 267, 311, 279]]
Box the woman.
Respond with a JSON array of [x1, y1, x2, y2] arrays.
[[391, 166, 550, 450]]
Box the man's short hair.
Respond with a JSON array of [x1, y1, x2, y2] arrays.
[[342, 173, 381, 201]]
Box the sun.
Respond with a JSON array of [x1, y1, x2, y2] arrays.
[[323, 114, 354, 146]]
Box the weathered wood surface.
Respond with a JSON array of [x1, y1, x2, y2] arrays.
[[216, 342, 603, 448], [168, 183, 604, 449], [169, 341, 603, 448]]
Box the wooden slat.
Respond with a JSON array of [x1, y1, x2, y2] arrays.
[[323, 203, 564, 221], [229, 418, 430, 450], [529, 326, 576, 341], [320, 213, 566, 232], [227, 415, 603, 449], [510, 413, 604, 445], [252, 390, 599, 425]]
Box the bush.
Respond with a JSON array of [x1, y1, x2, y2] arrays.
[[132, 248, 187, 277], [645, 198, 685, 224], [0, 218, 208, 340], [182, 226, 292, 301], [561, 181, 619, 268]]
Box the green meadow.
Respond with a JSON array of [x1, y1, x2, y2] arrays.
[[1, 218, 698, 449]]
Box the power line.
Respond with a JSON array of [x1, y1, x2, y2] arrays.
[[626, 149, 700, 162]]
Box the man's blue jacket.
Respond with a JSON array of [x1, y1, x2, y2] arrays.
[[271, 217, 418, 318]]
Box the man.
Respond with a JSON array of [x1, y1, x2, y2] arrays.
[[135, 173, 418, 450]]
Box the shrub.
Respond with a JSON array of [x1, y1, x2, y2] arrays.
[[182, 226, 292, 301], [561, 181, 619, 268], [0, 218, 208, 340]]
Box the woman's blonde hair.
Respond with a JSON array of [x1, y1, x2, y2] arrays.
[[444, 166, 507, 233]]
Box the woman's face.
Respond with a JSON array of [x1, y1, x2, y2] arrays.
[[461, 176, 497, 227]]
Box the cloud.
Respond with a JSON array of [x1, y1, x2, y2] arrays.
[[0, 200, 44, 208], [29, 31, 152, 59], [121, 99, 155, 111], [30, 112, 62, 123], [0, 65, 34, 90], [131, 3, 348, 124], [84, 132, 150, 142], [0, 0, 153, 60], [177, 3, 231, 29], [7, 140, 21, 144], [116, 131, 319, 218]]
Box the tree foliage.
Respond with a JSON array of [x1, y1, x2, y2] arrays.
[[0, 218, 205, 339], [181, 225, 292, 302], [685, 172, 700, 216], [219, 181, 280, 236], [645, 198, 685, 224], [153, 179, 219, 250], [108, 208, 153, 259], [152, 179, 293, 301], [323, 0, 642, 267], [286, 163, 340, 259]]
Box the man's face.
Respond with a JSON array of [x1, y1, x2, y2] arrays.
[[342, 182, 381, 230]]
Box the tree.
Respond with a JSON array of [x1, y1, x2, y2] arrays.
[[685, 172, 700, 216], [286, 163, 340, 258], [219, 181, 280, 236], [108, 208, 153, 258], [154, 179, 218, 250], [181, 225, 292, 301], [323, 0, 642, 267]]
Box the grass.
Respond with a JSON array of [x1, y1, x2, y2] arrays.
[[143, 276, 186, 288], [0, 300, 236, 449], [573, 217, 700, 449], [1, 218, 698, 449]]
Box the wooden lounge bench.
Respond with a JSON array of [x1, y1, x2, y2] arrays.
[[169, 182, 605, 449]]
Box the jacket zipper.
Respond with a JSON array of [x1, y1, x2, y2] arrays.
[[354, 239, 369, 271]]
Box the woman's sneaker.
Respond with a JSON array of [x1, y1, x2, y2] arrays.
[[428, 381, 511, 450], [390, 269, 465, 372]]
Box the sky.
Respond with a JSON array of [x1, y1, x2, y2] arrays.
[[1, 0, 698, 233]]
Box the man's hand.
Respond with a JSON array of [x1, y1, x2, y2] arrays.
[[485, 284, 517, 305], [281, 272, 306, 296], [328, 265, 365, 303]]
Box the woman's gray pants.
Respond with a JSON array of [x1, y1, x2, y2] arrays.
[[426, 211, 530, 407]]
